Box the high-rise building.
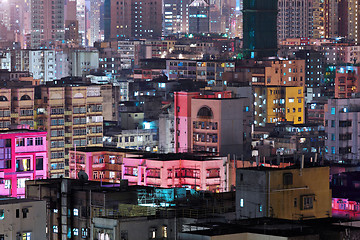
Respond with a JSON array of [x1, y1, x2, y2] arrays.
[[325, 0, 339, 38], [277, 0, 325, 40], [106, 0, 162, 40], [189, 0, 210, 33], [30, 0, 65, 48], [163, 0, 190, 35], [278, 0, 312, 40], [242, 0, 278, 59]]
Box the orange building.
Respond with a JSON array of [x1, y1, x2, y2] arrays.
[[335, 66, 360, 98]]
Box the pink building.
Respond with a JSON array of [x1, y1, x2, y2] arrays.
[[69, 147, 291, 192], [121, 154, 289, 192], [0, 130, 47, 198], [174, 91, 252, 158], [122, 153, 232, 192], [174, 91, 233, 153]]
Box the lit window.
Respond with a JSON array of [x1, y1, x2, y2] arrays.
[[73, 228, 79, 236], [4, 180, 11, 189], [150, 228, 156, 239], [162, 226, 168, 238], [240, 198, 244, 208], [22, 232, 31, 240], [0, 209, 4, 220], [17, 178, 29, 188], [331, 107, 336, 114], [289, 98, 294, 103], [73, 208, 78, 216], [53, 225, 58, 233]]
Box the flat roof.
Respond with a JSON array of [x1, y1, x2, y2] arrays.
[[0, 129, 46, 134], [0, 198, 45, 205], [71, 146, 142, 153], [182, 218, 359, 237]]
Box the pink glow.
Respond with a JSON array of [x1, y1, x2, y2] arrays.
[[332, 198, 360, 220], [0, 131, 48, 198]]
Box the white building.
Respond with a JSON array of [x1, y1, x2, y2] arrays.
[[0, 51, 11, 71], [29, 50, 56, 82], [71, 50, 99, 77]]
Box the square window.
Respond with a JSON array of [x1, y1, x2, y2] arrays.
[[301, 195, 314, 210]]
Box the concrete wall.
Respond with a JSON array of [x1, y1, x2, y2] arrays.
[[0, 200, 47, 240], [236, 169, 267, 219]]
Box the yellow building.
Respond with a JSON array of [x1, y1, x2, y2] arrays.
[[236, 166, 332, 220], [265, 86, 304, 124], [285, 87, 304, 124]]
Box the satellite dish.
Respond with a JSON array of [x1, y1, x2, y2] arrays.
[[78, 170, 88, 181]]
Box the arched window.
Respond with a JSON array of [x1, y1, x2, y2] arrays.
[[0, 96, 8, 101], [197, 106, 213, 119], [20, 95, 31, 101]]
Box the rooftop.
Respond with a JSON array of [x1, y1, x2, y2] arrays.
[[182, 218, 359, 238], [0, 129, 47, 134]]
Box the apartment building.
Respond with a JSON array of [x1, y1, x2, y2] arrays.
[[277, 0, 320, 40], [0, 129, 47, 198], [0, 199, 47, 240], [10, 49, 56, 82], [174, 91, 252, 158], [36, 85, 104, 177], [166, 59, 235, 85], [163, 0, 190, 35], [30, 0, 65, 48], [334, 66, 360, 98], [0, 81, 120, 178], [68, 147, 236, 192], [325, 98, 360, 164], [236, 166, 332, 220], [107, 0, 162, 39], [117, 40, 143, 70]]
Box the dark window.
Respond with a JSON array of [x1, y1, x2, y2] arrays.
[[197, 106, 213, 118], [22, 208, 28, 218], [16, 209, 19, 218], [283, 173, 293, 185], [36, 157, 43, 170]]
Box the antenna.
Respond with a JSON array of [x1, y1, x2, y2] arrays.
[[78, 170, 89, 181]]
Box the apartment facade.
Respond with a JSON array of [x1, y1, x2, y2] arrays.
[[108, 0, 162, 39], [68, 147, 235, 192], [0, 130, 48, 198], [30, 0, 65, 48], [36, 85, 104, 177], [334, 66, 360, 98], [325, 98, 360, 164], [174, 91, 252, 157], [0, 199, 47, 240], [236, 166, 332, 220]]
